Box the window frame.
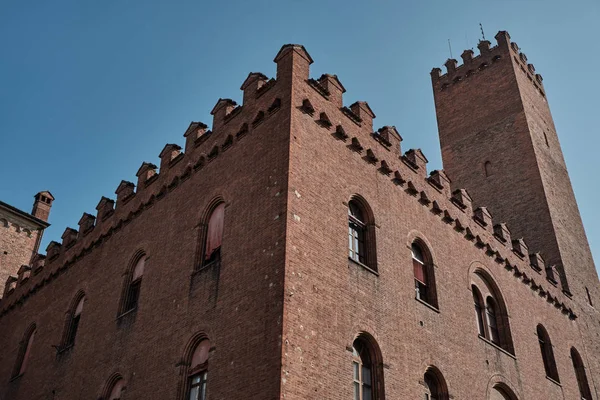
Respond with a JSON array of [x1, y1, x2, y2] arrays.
[[118, 253, 146, 317], [537, 325, 560, 383]]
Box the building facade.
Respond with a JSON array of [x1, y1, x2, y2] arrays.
[[0, 31, 598, 400]]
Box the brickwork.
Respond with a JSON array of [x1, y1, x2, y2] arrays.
[[0, 32, 598, 400]]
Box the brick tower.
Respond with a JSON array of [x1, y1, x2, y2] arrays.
[[431, 31, 598, 302]]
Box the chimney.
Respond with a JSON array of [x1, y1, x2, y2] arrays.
[[31, 191, 54, 222]]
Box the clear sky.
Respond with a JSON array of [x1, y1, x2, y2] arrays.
[[1, 0, 598, 270]]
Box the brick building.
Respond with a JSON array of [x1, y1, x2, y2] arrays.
[[0, 191, 53, 295], [0, 31, 598, 399]]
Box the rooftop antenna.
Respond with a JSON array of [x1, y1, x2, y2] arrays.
[[479, 23, 486, 41], [448, 39, 453, 59]]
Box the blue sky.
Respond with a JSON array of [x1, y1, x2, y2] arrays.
[[1, 0, 598, 269]]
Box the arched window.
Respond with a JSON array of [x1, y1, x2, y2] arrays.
[[202, 203, 225, 268], [571, 347, 592, 400], [485, 297, 500, 345], [104, 376, 125, 400], [423, 367, 449, 400], [537, 325, 559, 382], [13, 324, 36, 378], [120, 254, 146, 315], [348, 197, 377, 271], [411, 241, 438, 307], [64, 294, 85, 348], [187, 339, 211, 400], [490, 384, 518, 400], [348, 200, 366, 265], [471, 271, 515, 355], [352, 334, 384, 400], [472, 285, 485, 336]]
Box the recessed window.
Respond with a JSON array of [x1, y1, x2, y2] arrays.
[[537, 324, 560, 382], [12, 325, 36, 378], [348, 201, 366, 265], [104, 377, 125, 400], [543, 131, 549, 147], [202, 203, 225, 268], [64, 295, 85, 348], [347, 197, 377, 272], [411, 241, 438, 308], [484, 161, 492, 177], [471, 271, 515, 354], [188, 339, 210, 400], [120, 254, 146, 315], [424, 367, 449, 400], [351, 335, 384, 400], [585, 286, 593, 306], [571, 347, 592, 400]]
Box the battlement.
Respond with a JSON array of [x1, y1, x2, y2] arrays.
[[431, 31, 546, 99], [0, 42, 576, 321]]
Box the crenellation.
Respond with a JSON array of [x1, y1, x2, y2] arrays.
[[95, 196, 115, 222], [17, 265, 31, 284], [402, 148, 428, 175], [376, 126, 402, 155], [511, 238, 528, 258], [427, 170, 451, 194], [349, 101, 375, 131], [78, 213, 95, 236], [45, 240, 61, 261], [529, 252, 545, 273], [183, 121, 208, 152], [477, 40, 492, 54], [241, 72, 269, 104], [115, 180, 135, 206], [318, 74, 345, 107], [493, 223, 511, 245], [159, 144, 182, 170], [3, 276, 17, 298], [461, 49, 474, 63], [136, 162, 158, 189], [451, 188, 473, 214], [210, 98, 238, 132], [61, 227, 78, 249], [473, 206, 492, 229]]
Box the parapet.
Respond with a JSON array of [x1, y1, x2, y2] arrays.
[[431, 30, 546, 98]]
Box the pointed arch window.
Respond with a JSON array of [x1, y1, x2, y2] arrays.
[[12, 326, 35, 378], [187, 339, 211, 400], [537, 325, 559, 382], [202, 203, 225, 268], [485, 297, 500, 345], [64, 295, 85, 348], [471, 271, 515, 355], [472, 285, 485, 336], [119, 254, 146, 315], [571, 347, 592, 400]]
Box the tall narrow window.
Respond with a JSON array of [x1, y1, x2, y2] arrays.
[[203, 203, 225, 267], [65, 296, 84, 347], [122, 255, 145, 314], [352, 339, 373, 400], [571, 347, 592, 400], [411, 241, 438, 308], [188, 339, 210, 400], [472, 285, 485, 336], [485, 297, 500, 345], [472, 271, 515, 355], [412, 243, 429, 303], [537, 325, 560, 382], [348, 200, 366, 265], [13, 326, 35, 377]]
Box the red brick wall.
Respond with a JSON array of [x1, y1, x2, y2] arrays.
[[280, 39, 597, 399], [0, 221, 40, 292], [0, 60, 292, 399]]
